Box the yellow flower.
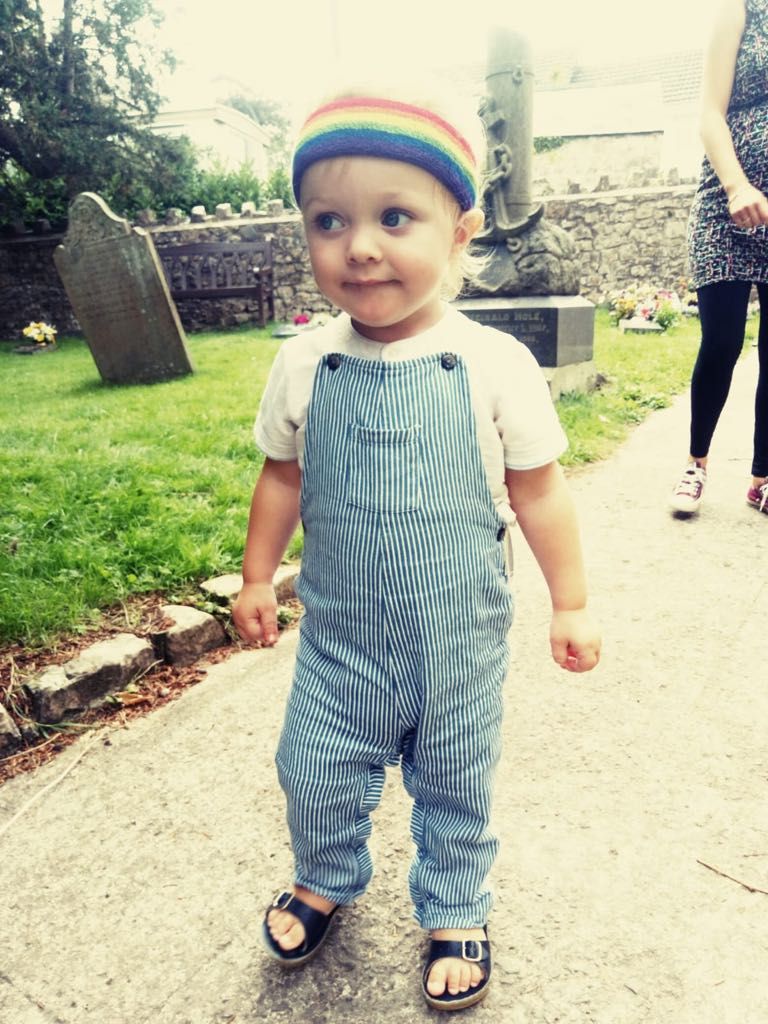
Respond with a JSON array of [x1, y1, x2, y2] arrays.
[[22, 321, 57, 344]]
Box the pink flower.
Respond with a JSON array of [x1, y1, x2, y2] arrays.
[[293, 313, 310, 325]]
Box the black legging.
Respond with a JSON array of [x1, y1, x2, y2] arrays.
[[691, 280, 768, 477]]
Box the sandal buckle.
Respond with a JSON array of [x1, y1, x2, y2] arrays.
[[273, 891, 293, 910], [462, 939, 483, 962]]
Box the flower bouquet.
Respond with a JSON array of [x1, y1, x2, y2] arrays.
[[22, 321, 58, 346]]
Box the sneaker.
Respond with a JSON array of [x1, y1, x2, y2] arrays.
[[746, 481, 768, 513], [670, 462, 707, 514]]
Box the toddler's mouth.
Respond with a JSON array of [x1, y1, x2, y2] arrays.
[[345, 279, 394, 287]]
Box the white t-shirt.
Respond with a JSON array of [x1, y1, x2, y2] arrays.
[[254, 306, 568, 524]]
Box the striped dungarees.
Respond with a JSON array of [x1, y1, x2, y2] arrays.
[[276, 349, 514, 929]]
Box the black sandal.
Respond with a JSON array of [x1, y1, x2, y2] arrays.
[[421, 930, 492, 1011], [262, 890, 339, 966]]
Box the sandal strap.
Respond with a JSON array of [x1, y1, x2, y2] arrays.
[[271, 891, 333, 937], [425, 937, 490, 967]]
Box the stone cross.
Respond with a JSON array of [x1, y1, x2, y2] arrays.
[[54, 192, 194, 384]]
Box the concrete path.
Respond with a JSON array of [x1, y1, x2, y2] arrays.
[[2, 350, 767, 1024]]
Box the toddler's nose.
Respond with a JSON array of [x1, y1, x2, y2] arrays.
[[347, 225, 381, 263]]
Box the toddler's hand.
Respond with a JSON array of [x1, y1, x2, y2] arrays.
[[550, 608, 601, 673], [232, 581, 279, 646]]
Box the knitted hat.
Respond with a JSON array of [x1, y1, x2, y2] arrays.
[[292, 96, 479, 211]]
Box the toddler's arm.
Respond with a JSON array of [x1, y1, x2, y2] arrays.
[[505, 461, 601, 673], [232, 457, 301, 647]]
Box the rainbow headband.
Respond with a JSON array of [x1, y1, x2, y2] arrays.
[[292, 97, 478, 211]]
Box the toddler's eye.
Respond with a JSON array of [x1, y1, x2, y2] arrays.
[[316, 212, 343, 230], [381, 209, 411, 228]]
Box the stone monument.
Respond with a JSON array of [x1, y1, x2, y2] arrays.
[[54, 192, 193, 384], [455, 29, 595, 397]]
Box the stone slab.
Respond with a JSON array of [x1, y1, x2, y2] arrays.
[[200, 565, 299, 605], [0, 702, 21, 752], [53, 192, 194, 384], [543, 359, 599, 401], [25, 633, 156, 723], [156, 605, 226, 667], [619, 316, 664, 333], [454, 295, 595, 368]]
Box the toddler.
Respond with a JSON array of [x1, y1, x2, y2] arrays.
[[233, 84, 601, 1012]]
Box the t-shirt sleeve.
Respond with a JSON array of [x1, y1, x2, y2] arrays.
[[253, 345, 299, 461], [497, 341, 569, 469]]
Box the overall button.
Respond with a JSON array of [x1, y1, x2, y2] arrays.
[[440, 352, 457, 370], [496, 525, 506, 541], [326, 353, 342, 370]]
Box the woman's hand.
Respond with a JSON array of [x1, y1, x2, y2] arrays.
[[727, 182, 768, 229]]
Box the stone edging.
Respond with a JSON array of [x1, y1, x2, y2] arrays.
[[0, 565, 298, 754]]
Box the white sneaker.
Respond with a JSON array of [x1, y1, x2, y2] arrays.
[[669, 462, 707, 514]]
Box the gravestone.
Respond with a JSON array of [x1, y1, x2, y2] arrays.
[[54, 192, 193, 384], [455, 29, 595, 398]]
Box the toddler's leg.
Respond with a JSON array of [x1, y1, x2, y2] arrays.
[[401, 685, 503, 930], [400, 663, 505, 1004], [276, 742, 386, 906], [269, 634, 397, 950]]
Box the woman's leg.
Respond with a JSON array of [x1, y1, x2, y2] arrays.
[[751, 283, 768, 480], [689, 280, 752, 460]]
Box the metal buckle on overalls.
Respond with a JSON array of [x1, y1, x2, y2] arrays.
[[272, 891, 294, 911], [462, 939, 483, 962]]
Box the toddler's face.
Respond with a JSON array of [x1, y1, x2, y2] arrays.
[[300, 156, 467, 343]]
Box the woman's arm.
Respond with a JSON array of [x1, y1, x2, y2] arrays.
[[505, 461, 601, 673], [700, 0, 768, 226], [232, 456, 301, 646]]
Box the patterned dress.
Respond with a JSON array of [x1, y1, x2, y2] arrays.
[[688, 0, 768, 288]]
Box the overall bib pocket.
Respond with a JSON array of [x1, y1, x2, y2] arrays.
[[346, 423, 422, 513]]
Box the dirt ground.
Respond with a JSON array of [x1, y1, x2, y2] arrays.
[[1, 351, 766, 1024]]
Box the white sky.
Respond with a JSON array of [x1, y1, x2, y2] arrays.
[[153, 0, 721, 123]]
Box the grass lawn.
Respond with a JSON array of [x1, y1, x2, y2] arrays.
[[0, 309, 755, 648]]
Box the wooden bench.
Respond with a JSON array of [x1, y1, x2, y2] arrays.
[[158, 239, 274, 327]]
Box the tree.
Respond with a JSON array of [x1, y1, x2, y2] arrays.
[[0, 0, 197, 227]]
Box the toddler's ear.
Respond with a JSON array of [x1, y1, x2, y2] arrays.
[[454, 208, 485, 249]]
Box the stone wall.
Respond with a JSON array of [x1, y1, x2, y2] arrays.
[[544, 183, 697, 301], [0, 235, 80, 339], [532, 132, 702, 198], [0, 210, 330, 339], [534, 133, 664, 197], [0, 184, 698, 340]]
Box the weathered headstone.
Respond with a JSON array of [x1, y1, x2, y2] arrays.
[[54, 193, 194, 384], [456, 28, 596, 397]]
